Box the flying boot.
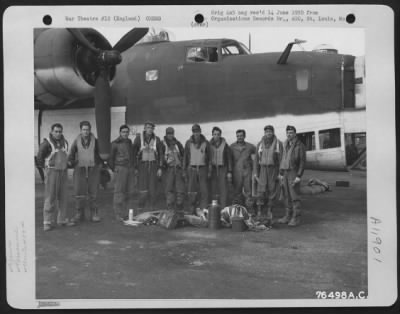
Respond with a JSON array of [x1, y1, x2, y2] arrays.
[[278, 208, 292, 224]]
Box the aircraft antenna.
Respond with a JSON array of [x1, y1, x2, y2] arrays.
[[248, 33, 251, 52]]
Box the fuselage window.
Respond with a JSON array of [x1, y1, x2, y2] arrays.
[[297, 131, 316, 151], [186, 47, 218, 63], [145, 69, 158, 81], [319, 128, 341, 149], [296, 69, 310, 91]]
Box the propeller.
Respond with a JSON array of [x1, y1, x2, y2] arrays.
[[67, 27, 149, 160]]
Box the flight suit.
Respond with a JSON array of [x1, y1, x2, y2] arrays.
[[183, 135, 212, 211], [230, 141, 256, 205], [109, 136, 135, 219], [209, 138, 232, 208], [278, 137, 306, 226], [162, 137, 185, 211], [255, 136, 283, 221], [36, 135, 70, 228], [133, 133, 163, 211], [68, 134, 102, 222]]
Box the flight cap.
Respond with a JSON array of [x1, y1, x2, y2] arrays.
[[286, 125, 297, 132], [264, 125, 274, 132], [192, 124, 201, 132], [144, 121, 155, 128], [165, 127, 175, 134]]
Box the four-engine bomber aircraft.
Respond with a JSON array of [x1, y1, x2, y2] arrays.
[[34, 27, 366, 171]]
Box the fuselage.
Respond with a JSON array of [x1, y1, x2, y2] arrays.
[[34, 34, 366, 171]]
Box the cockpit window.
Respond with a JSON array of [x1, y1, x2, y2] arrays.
[[186, 47, 218, 63], [222, 45, 240, 55], [221, 42, 250, 56]]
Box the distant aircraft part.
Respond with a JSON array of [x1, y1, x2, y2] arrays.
[[354, 56, 366, 109], [138, 27, 174, 43], [312, 44, 338, 54]]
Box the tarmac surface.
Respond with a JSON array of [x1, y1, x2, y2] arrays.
[[35, 169, 367, 300]]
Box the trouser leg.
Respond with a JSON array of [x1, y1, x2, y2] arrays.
[[256, 166, 267, 218], [88, 166, 101, 222], [138, 163, 149, 209], [126, 167, 136, 211], [218, 167, 228, 208], [198, 167, 209, 209], [57, 170, 69, 224], [286, 169, 300, 202], [175, 168, 185, 212], [255, 192, 265, 218], [113, 166, 128, 218], [243, 169, 253, 206], [288, 200, 301, 226], [278, 170, 294, 224], [165, 168, 175, 209], [87, 166, 100, 209], [187, 167, 199, 213], [210, 166, 227, 207], [282, 171, 293, 209], [210, 167, 219, 203], [73, 167, 87, 221], [266, 166, 279, 223], [287, 169, 301, 226], [148, 162, 157, 210], [232, 168, 244, 204], [43, 168, 57, 226]]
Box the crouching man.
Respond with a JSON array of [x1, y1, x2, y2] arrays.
[[278, 125, 306, 227], [68, 121, 102, 223]]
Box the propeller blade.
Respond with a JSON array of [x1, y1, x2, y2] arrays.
[[113, 28, 149, 53], [67, 28, 100, 54], [94, 68, 112, 160]]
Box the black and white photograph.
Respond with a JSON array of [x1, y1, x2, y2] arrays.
[[4, 4, 397, 309]]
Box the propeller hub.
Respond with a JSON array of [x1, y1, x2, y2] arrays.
[[98, 50, 122, 67]]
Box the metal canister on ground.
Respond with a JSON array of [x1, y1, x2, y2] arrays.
[[208, 200, 221, 230], [128, 209, 134, 221], [231, 217, 247, 232]]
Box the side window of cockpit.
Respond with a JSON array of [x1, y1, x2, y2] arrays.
[[319, 128, 341, 149], [297, 131, 316, 151], [186, 47, 218, 63], [221, 45, 241, 56]]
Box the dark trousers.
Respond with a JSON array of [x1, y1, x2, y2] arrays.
[[282, 169, 301, 210], [232, 167, 252, 204], [187, 166, 209, 209], [256, 165, 279, 208], [73, 165, 100, 212], [138, 161, 158, 209], [165, 167, 185, 208], [43, 168, 69, 225], [210, 165, 228, 208], [113, 166, 136, 217]]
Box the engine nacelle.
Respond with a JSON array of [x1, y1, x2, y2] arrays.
[[34, 28, 114, 107]]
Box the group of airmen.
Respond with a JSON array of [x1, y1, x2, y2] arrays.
[[36, 120, 306, 232]]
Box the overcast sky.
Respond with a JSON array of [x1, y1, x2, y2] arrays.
[[96, 27, 365, 56]]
